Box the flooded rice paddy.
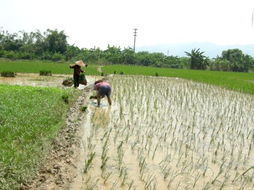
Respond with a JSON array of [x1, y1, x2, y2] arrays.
[[0, 73, 97, 88], [77, 75, 254, 190], [1, 74, 254, 189]]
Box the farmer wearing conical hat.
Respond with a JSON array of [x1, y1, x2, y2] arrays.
[[69, 60, 87, 88]]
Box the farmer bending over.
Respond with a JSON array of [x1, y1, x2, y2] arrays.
[[69, 60, 87, 88], [91, 80, 112, 107]]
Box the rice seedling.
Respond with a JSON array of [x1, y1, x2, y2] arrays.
[[127, 180, 135, 190], [120, 168, 128, 187], [39, 70, 52, 76], [84, 177, 99, 190], [101, 171, 112, 184], [79, 75, 254, 189], [83, 152, 96, 174], [0, 71, 15, 77]]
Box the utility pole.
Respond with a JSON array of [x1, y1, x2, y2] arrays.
[[133, 28, 137, 52]]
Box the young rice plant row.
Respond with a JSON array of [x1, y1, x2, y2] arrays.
[[82, 75, 254, 190]]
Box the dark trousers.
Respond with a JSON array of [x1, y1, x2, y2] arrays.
[[73, 74, 80, 88]]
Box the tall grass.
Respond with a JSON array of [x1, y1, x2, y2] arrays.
[[0, 84, 78, 190]]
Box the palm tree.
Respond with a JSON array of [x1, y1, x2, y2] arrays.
[[185, 48, 208, 70]]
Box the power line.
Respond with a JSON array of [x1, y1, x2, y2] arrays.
[[133, 28, 137, 52]]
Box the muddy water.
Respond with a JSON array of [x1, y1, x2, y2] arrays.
[[69, 75, 254, 190], [0, 73, 99, 88]]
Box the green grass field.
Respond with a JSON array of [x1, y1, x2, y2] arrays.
[[103, 64, 254, 94], [0, 84, 79, 189], [1, 60, 254, 94], [0, 59, 100, 75]]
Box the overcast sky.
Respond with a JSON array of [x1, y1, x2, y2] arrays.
[[1, 0, 254, 50]]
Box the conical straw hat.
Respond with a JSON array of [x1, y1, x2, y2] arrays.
[[75, 60, 85, 67]]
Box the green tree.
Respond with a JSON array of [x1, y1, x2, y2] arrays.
[[220, 49, 253, 72], [43, 29, 68, 54], [81, 47, 103, 63], [209, 59, 231, 71], [135, 51, 154, 66], [122, 47, 135, 64], [185, 48, 208, 70], [65, 45, 81, 61], [162, 56, 186, 68], [104, 45, 122, 64], [0, 31, 23, 51]]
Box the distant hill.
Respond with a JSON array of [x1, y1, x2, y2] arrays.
[[137, 42, 254, 58]]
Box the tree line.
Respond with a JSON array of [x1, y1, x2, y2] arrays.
[[0, 29, 254, 72]]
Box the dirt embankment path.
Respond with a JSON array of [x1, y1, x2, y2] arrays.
[[23, 85, 94, 190]]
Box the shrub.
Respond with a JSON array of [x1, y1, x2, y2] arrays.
[[17, 52, 34, 59], [51, 53, 65, 62], [4, 51, 17, 60], [40, 52, 52, 60]]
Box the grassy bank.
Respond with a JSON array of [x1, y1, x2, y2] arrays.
[[0, 59, 100, 75], [103, 64, 254, 94], [0, 84, 79, 189]]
